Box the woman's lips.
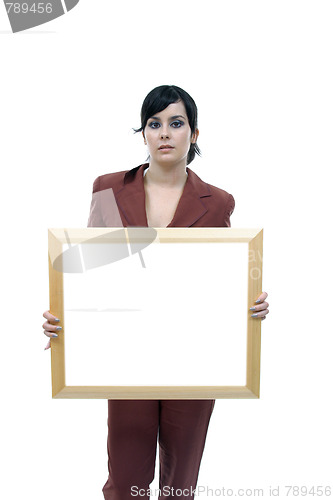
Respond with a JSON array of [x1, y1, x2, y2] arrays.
[[158, 145, 174, 150]]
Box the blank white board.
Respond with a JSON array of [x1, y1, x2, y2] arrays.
[[63, 241, 248, 386]]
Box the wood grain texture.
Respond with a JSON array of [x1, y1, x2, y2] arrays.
[[49, 230, 65, 397]]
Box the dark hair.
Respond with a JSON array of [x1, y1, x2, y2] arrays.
[[134, 85, 201, 165]]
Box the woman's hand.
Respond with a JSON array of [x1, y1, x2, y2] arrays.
[[249, 291, 269, 320], [42, 311, 62, 350]]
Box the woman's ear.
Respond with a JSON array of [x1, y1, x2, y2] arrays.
[[191, 128, 199, 143], [142, 131, 147, 145]]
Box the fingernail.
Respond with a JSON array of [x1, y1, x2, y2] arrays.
[[250, 307, 256, 311], [52, 333, 58, 337], [251, 313, 258, 317], [54, 318, 60, 322], [255, 299, 261, 303], [56, 326, 62, 331]]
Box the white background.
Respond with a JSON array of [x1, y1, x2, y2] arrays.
[[1, 1, 332, 499]]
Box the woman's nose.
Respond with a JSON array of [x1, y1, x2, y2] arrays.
[[160, 128, 169, 139]]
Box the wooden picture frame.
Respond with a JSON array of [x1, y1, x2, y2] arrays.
[[48, 227, 263, 399]]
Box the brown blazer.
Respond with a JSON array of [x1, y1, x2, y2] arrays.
[[87, 163, 235, 228]]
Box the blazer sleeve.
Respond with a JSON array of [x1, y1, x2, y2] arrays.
[[87, 176, 105, 227], [222, 193, 235, 227]]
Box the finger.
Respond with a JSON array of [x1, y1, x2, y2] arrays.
[[43, 329, 60, 338], [43, 310, 60, 323], [250, 301, 269, 312], [251, 309, 269, 319], [42, 321, 62, 333], [44, 340, 51, 350], [255, 291, 268, 304]]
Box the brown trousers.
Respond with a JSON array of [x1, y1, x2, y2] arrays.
[[102, 400, 215, 500]]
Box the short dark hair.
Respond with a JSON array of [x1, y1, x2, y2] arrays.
[[134, 85, 201, 165]]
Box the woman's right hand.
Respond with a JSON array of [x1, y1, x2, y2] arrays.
[[43, 311, 62, 350]]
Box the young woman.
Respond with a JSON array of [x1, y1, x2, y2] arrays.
[[43, 85, 269, 500]]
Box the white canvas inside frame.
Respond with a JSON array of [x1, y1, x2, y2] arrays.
[[63, 241, 248, 386]]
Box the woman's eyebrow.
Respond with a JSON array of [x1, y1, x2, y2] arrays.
[[149, 115, 186, 121]]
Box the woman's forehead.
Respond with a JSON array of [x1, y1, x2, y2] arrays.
[[149, 101, 187, 120]]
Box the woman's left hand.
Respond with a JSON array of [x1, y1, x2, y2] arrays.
[[250, 291, 269, 320]]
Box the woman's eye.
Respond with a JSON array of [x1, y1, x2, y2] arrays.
[[171, 120, 184, 128], [148, 120, 184, 129], [148, 121, 160, 129]]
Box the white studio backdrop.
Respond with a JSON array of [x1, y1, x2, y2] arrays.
[[1, 1, 332, 499]]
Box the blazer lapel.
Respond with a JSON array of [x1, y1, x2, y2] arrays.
[[114, 163, 211, 227], [168, 167, 211, 227]]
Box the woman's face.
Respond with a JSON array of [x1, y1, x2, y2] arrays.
[[143, 100, 199, 168]]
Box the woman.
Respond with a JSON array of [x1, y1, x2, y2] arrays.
[[43, 85, 269, 500]]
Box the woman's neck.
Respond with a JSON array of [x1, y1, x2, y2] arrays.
[[144, 161, 188, 189]]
